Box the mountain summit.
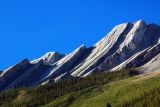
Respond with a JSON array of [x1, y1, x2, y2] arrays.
[[1, 20, 160, 91]]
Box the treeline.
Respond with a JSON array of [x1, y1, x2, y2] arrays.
[[0, 68, 139, 107]]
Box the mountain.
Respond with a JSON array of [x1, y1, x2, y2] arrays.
[[1, 20, 160, 92]]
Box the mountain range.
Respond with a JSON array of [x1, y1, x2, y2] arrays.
[[1, 20, 160, 92]]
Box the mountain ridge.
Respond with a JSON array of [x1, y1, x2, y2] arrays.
[[1, 20, 160, 92]]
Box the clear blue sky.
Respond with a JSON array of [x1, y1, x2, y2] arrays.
[[0, 0, 160, 70]]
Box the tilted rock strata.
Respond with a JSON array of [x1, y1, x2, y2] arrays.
[[1, 20, 160, 91]]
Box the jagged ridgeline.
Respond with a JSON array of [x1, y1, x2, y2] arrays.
[[1, 20, 160, 92]]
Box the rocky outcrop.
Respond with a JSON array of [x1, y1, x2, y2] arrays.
[[142, 53, 160, 73], [32, 52, 65, 65], [4, 60, 48, 90], [40, 45, 94, 82], [0, 59, 31, 91], [0, 59, 50, 91], [111, 43, 160, 71], [1, 20, 160, 91], [125, 43, 160, 68], [71, 20, 160, 76], [99, 22, 160, 71]]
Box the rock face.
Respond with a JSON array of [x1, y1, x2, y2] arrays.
[[40, 45, 93, 83], [1, 20, 160, 91], [0, 59, 49, 91], [32, 52, 65, 65], [0, 59, 31, 91]]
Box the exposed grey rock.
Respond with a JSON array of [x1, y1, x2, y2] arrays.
[[111, 43, 160, 71], [32, 52, 65, 65], [142, 53, 160, 73], [71, 20, 160, 76], [71, 22, 133, 76], [4, 60, 49, 90], [40, 45, 93, 83], [1, 20, 160, 91], [126, 43, 160, 67], [98, 21, 160, 71], [0, 59, 31, 91], [0, 59, 50, 91]]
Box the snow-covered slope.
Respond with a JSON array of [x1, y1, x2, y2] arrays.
[[1, 20, 160, 91]]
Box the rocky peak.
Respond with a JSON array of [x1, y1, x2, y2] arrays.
[[119, 20, 147, 50], [0, 59, 31, 91], [32, 52, 65, 65], [0, 59, 30, 77], [44, 45, 89, 79], [1, 20, 160, 91], [94, 23, 129, 49]]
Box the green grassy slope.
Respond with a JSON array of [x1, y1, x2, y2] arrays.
[[43, 71, 160, 107], [0, 69, 160, 107]]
